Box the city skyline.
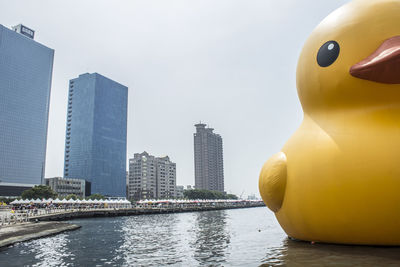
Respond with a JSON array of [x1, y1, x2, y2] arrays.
[[0, 0, 349, 198]]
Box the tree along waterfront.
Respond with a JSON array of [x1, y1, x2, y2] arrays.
[[183, 189, 238, 200]]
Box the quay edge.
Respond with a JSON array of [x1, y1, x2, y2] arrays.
[[0, 222, 81, 249], [29, 202, 266, 222]]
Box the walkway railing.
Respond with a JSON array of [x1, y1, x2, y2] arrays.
[[0, 206, 129, 226], [1, 200, 264, 225], [0, 212, 29, 225]]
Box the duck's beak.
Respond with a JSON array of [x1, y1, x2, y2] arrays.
[[350, 36, 400, 84]]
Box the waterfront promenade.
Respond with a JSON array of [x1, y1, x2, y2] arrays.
[[2, 199, 264, 224], [0, 199, 264, 248]]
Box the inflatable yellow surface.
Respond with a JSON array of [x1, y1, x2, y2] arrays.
[[259, 0, 400, 245]]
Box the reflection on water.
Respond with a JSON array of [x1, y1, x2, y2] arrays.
[[116, 213, 186, 265], [191, 210, 230, 265], [115, 211, 230, 266], [21, 233, 72, 267], [261, 238, 400, 266], [0, 207, 400, 266]]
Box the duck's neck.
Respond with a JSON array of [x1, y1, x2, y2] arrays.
[[306, 105, 400, 128]]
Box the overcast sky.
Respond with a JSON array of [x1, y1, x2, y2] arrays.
[[0, 0, 349, 197]]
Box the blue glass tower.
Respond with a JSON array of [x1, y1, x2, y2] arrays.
[[0, 24, 54, 195], [64, 73, 127, 197]]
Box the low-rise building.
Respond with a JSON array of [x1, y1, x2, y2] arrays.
[[0, 183, 33, 198], [247, 194, 258, 200], [176, 185, 184, 198], [45, 177, 91, 198]]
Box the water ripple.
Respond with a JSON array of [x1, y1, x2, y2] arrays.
[[1, 208, 400, 266]]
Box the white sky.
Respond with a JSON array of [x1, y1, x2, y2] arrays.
[[0, 0, 349, 197]]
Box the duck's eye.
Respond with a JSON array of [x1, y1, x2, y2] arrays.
[[317, 40, 340, 67]]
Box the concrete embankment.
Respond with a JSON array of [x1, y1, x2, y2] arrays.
[[29, 203, 265, 222], [0, 222, 81, 249]]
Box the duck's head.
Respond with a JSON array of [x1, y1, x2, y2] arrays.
[[297, 0, 400, 114]]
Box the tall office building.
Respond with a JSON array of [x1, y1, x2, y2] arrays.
[[128, 151, 176, 200], [64, 73, 128, 197], [0, 24, 54, 196], [194, 123, 224, 192]]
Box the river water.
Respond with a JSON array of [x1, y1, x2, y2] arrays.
[[0, 207, 400, 266]]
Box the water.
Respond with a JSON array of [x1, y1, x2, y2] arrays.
[[0, 207, 400, 266]]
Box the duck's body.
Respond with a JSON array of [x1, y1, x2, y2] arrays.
[[279, 111, 400, 245], [259, 0, 400, 245]]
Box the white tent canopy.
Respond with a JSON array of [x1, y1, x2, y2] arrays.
[[9, 197, 133, 208]]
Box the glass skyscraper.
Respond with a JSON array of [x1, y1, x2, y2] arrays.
[[0, 24, 54, 196], [64, 73, 128, 197]]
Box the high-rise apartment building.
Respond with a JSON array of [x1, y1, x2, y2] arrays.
[[64, 73, 128, 197], [128, 152, 157, 200], [128, 152, 176, 200], [156, 156, 176, 199], [194, 123, 224, 192], [0, 24, 54, 196]]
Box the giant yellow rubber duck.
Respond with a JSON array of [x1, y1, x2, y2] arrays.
[[259, 0, 400, 245]]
